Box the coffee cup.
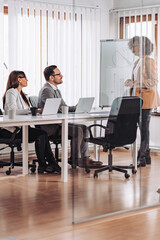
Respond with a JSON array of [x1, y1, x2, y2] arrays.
[[8, 109, 16, 119], [30, 107, 38, 116], [62, 106, 68, 115]]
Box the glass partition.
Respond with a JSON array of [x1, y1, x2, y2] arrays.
[[72, 0, 160, 224]]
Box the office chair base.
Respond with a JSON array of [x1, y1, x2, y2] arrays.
[[93, 165, 134, 179], [0, 161, 11, 168], [94, 173, 130, 178], [0, 161, 36, 175], [93, 166, 130, 178], [85, 164, 106, 174], [92, 149, 136, 179], [114, 164, 137, 174], [6, 169, 11, 175]]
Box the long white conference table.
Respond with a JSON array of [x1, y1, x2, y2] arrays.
[[0, 112, 137, 182]]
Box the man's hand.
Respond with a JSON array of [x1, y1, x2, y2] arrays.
[[37, 108, 43, 114]]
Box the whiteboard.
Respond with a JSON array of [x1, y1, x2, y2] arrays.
[[99, 39, 136, 107]]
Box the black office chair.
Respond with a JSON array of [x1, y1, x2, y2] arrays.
[[29, 95, 39, 108], [29, 96, 74, 167], [85, 96, 142, 179], [0, 127, 36, 175]]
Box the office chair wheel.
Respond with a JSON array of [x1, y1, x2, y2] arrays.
[[6, 169, 11, 175], [125, 173, 130, 179], [132, 169, 137, 174], [85, 168, 90, 174], [94, 172, 98, 178]]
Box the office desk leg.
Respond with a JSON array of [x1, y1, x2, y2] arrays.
[[22, 125, 28, 175], [93, 120, 98, 159], [132, 140, 137, 170], [61, 118, 68, 182]]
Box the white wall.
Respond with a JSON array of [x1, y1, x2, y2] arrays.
[[99, 0, 113, 40], [113, 0, 160, 9]]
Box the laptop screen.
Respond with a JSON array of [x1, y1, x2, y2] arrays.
[[75, 97, 94, 113], [42, 98, 61, 115]]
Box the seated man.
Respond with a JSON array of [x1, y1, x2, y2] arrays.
[[38, 65, 102, 167]]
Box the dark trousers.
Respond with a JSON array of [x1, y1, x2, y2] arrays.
[[41, 123, 90, 159], [139, 109, 152, 157], [0, 127, 55, 167], [54, 123, 90, 159]]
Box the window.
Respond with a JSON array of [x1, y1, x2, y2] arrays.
[[117, 9, 160, 94], [119, 14, 158, 56], [0, 1, 100, 110]]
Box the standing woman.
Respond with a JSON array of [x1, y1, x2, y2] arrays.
[[3, 70, 61, 173], [125, 36, 160, 167]]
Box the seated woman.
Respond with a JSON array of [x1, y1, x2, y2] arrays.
[[2, 70, 61, 174]]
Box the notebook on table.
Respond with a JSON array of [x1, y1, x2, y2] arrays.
[[75, 97, 95, 114], [42, 98, 61, 115]]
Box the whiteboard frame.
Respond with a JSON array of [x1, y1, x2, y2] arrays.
[[99, 39, 135, 107]]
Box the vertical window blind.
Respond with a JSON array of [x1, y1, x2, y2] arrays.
[[0, 1, 7, 106], [0, 0, 100, 109], [110, 6, 160, 89]]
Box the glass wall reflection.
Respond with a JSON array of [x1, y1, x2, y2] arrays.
[[72, 0, 160, 224]]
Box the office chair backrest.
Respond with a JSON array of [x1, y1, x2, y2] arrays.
[[106, 96, 142, 147], [29, 96, 38, 108]]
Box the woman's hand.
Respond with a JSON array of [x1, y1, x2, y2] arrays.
[[124, 79, 134, 87], [143, 77, 156, 88]]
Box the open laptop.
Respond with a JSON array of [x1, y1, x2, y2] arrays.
[[75, 97, 95, 114], [42, 98, 61, 115]]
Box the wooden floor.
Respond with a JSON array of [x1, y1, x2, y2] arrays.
[[0, 148, 160, 240]]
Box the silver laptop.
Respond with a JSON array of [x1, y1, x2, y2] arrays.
[[75, 97, 95, 113], [42, 98, 61, 115]]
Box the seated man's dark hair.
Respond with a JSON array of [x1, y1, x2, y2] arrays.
[[43, 65, 57, 81]]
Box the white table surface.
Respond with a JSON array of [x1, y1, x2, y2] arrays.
[[0, 112, 110, 182], [0, 112, 137, 181]]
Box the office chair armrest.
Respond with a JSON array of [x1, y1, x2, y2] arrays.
[[87, 124, 106, 139], [9, 127, 21, 142]]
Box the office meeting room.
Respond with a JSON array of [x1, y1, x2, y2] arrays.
[[1, 0, 160, 239]]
